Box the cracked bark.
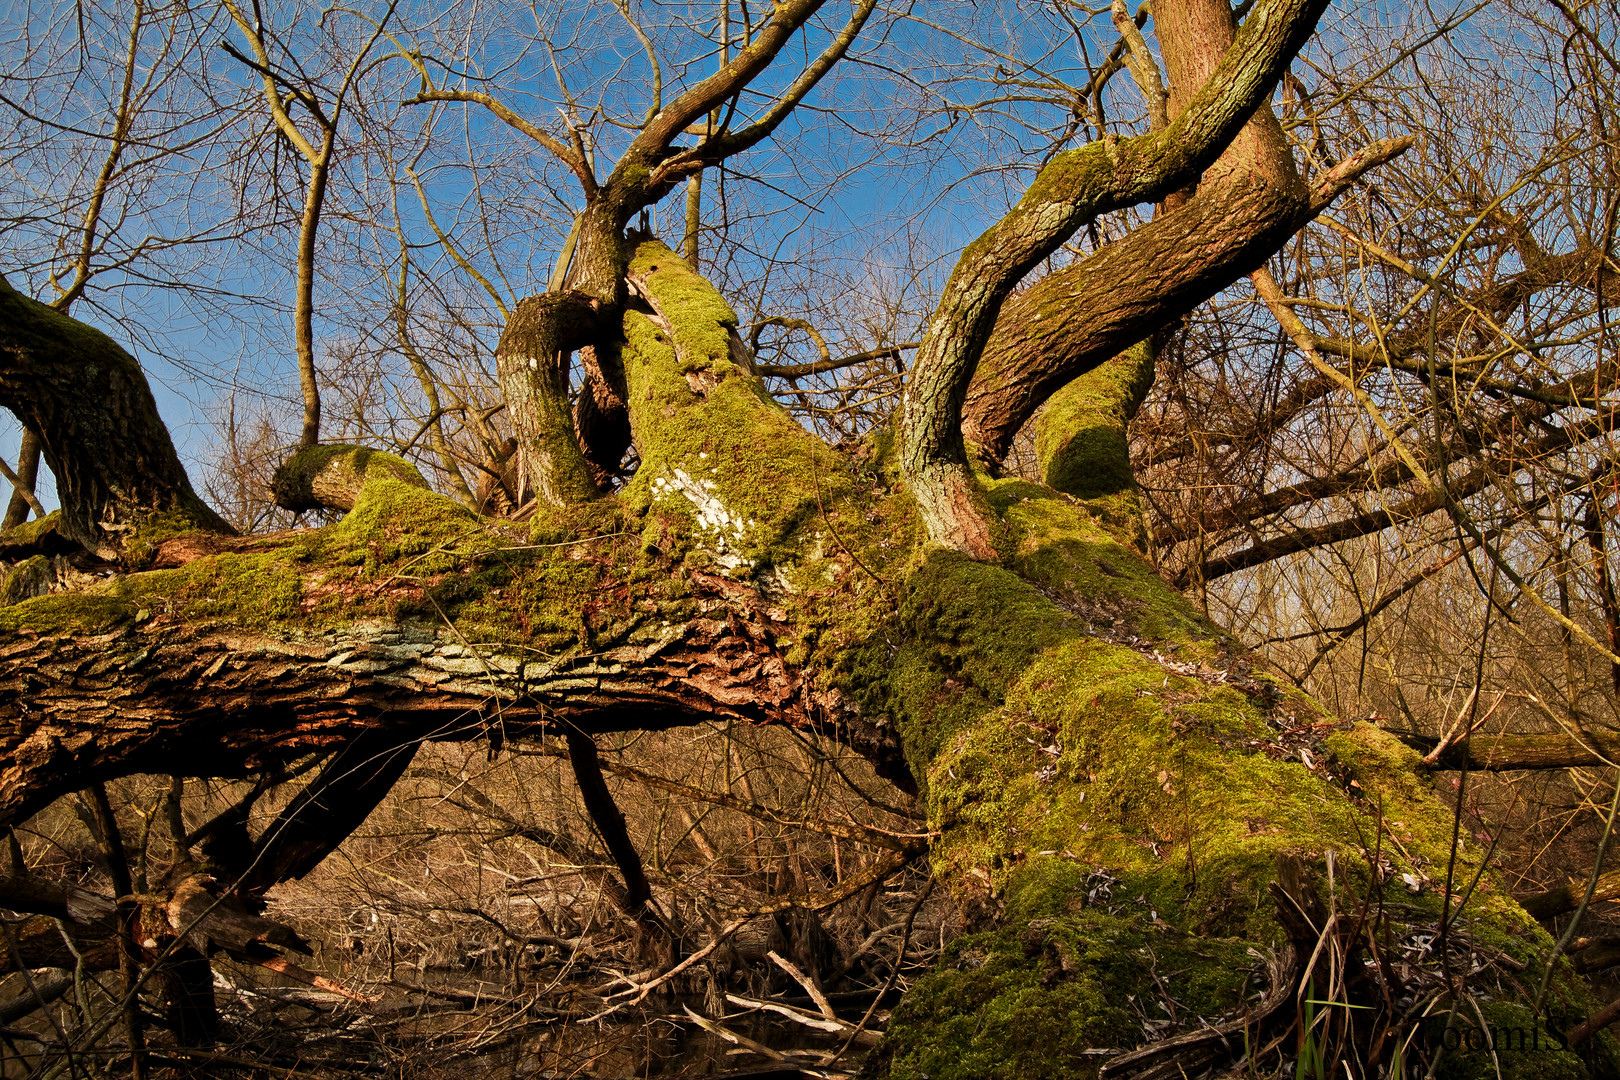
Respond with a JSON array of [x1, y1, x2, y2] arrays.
[[2, 246, 1605, 1074], [0, 564, 906, 827], [0, 275, 231, 554]]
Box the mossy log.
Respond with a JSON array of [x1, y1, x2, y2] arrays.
[[1519, 869, 1620, 923], [2, 239, 1613, 1077], [270, 444, 432, 513], [1390, 729, 1620, 772]]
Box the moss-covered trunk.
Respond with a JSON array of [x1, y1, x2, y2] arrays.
[[0, 6, 1599, 1064], [2, 240, 1612, 1077]]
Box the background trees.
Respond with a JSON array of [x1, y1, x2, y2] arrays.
[[6, 1, 1620, 1077]]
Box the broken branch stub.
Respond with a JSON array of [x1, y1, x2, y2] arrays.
[[271, 444, 431, 513]]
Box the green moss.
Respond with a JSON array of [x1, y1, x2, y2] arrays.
[[870, 908, 1253, 1080], [328, 478, 480, 564], [0, 554, 51, 605], [1427, 1000, 1594, 1079], [159, 551, 306, 624], [842, 520, 1607, 1078], [4, 252, 1602, 1078], [838, 552, 1080, 778], [919, 631, 1390, 937], [271, 444, 433, 514], [1034, 342, 1156, 546], [0, 592, 138, 635], [0, 510, 64, 549], [1323, 722, 1431, 806], [991, 480, 1212, 642], [627, 242, 739, 370], [618, 241, 859, 577], [0, 463, 613, 643], [122, 506, 213, 568]]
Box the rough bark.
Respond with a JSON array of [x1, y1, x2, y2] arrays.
[[1390, 729, 1620, 772], [0, 560, 903, 827], [962, 18, 1416, 469], [962, 173, 1306, 463], [0, 274, 232, 555], [467, 0, 875, 508], [494, 290, 608, 507], [1520, 869, 1620, 922]]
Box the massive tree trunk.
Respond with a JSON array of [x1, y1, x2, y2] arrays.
[[3, 238, 1613, 1076], [2, 1, 1614, 1074]]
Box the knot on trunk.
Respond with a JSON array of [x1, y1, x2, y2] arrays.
[[271, 445, 430, 513]]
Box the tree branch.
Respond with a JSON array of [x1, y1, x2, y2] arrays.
[[902, 0, 1332, 553], [962, 137, 1413, 464], [404, 90, 589, 186], [0, 274, 231, 554]]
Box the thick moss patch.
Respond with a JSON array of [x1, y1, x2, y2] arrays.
[[1033, 340, 1156, 544], [992, 478, 1212, 642], [0, 476, 614, 646], [867, 909, 1253, 1080], [1428, 1001, 1594, 1079], [620, 241, 852, 574], [850, 541, 1617, 1075], [0, 592, 138, 635]]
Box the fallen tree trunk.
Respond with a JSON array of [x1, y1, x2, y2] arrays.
[[2, 1, 1612, 1070], [1387, 729, 1620, 771], [3, 239, 1612, 1077], [1519, 869, 1620, 922]]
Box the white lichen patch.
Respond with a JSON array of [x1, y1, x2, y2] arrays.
[[650, 467, 756, 571]]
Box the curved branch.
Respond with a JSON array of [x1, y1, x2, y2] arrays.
[[962, 137, 1414, 463], [900, 0, 1332, 554], [495, 290, 606, 507], [404, 89, 589, 185]]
